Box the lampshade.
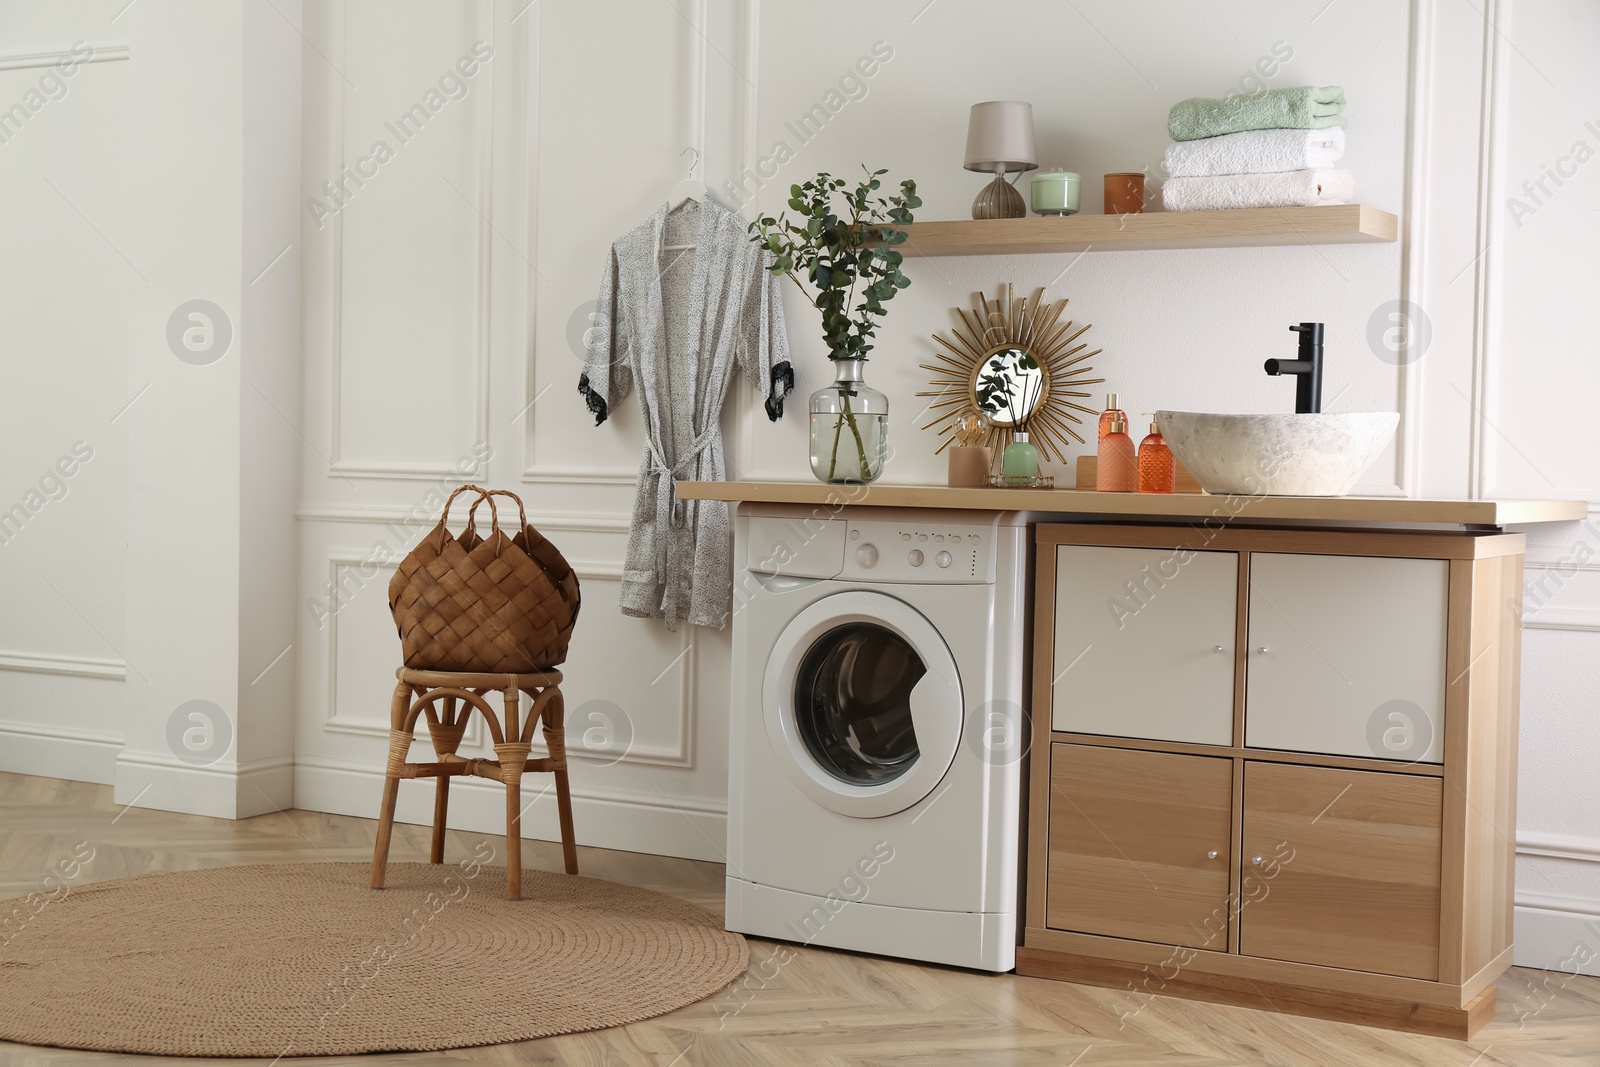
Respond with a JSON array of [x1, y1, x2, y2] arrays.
[[963, 101, 1038, 174]]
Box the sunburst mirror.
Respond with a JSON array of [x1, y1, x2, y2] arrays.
[[919, 284, 1104, 462]]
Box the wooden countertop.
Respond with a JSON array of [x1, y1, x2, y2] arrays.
[[674, 481, 1588, 528]]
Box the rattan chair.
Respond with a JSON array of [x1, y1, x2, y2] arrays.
[[370, 667, 578, 899]]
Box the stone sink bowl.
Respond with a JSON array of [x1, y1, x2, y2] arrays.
[[1155, 411, 1400, 497]]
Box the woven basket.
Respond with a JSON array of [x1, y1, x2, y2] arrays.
[[388, 486, 582, 672]]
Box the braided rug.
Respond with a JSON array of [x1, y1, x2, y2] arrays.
[[0, 862, 747, 1057]]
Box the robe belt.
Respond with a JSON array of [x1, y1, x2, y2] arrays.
[[645, 426, 719, 580]]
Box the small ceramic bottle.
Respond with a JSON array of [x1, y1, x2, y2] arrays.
[[1137, 414, 1175, 493], [1096, 414, 1136, 492], [1098, 393, 1127, 441]]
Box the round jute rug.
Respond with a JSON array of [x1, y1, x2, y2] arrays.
[[0, 861, 747, 1057]]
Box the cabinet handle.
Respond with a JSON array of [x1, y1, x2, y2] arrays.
[[1213, 645, 1226, 654], [1256, 646, 1270, 655], [1251, 856, 1264, 866], [1207, 850, 1219, 860]]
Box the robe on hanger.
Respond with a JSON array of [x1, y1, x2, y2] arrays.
[[579, 197, 793, 630]]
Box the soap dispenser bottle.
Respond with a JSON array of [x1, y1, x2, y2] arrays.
[[1098, 393, 1127, 441], [1095, 413, 1137, 492], [1137, 414, 1175, 493]]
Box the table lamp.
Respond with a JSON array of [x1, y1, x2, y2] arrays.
[[964, 101, 1038, 220]]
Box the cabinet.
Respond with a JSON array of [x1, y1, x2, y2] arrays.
[[1240, 762, 1442, 979], [1246, 553, 1448, 762], [1020, 524, 1525, 1039], [1050, 546, 1236, 745], [1047, 745, 1233, 947]]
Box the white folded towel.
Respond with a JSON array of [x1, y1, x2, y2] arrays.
[[1163, 127, 1345, 178], [1161, 169, 1355, 211]]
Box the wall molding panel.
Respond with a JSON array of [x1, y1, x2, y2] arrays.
[[323, 0, 493, 483], [0, 42, 128, 71], [0, 650, 125, 681], [294, 755, 728, 863], [296, 504, 631, 533]]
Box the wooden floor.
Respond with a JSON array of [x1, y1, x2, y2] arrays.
[[0, 772, 1595, 1067]]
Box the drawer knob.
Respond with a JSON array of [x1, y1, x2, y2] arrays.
[[1207, 850, 1219, 860], [1256, 646, 1270, 655], [1251, 855, 1264, 866], [1213, 645, 1226, 654]]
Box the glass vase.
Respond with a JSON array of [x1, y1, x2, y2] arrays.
[[809, 360, 888, 485]]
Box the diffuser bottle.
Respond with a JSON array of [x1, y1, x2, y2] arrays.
[[1001, 431, 1041, 487], [1095, 414, 1136, 492], [1098, 393, 1127, 441], [1137, 414, 1175, 493]]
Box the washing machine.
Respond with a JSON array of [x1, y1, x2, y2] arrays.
[[725, 502, 1032, 972]]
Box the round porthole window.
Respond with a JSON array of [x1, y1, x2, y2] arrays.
[[793, 622, 924, 786]]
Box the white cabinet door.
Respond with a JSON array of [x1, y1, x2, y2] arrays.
[[1245, 553, 1448, 763], [1052, 545, 1237, 745]]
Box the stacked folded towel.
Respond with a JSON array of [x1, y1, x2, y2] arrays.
[[1160, 86, 1354, 211]]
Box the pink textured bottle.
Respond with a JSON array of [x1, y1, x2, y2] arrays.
[[1095, 413, 1137, 492]]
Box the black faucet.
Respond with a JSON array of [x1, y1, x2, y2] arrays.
[[1264, 322, 1323, 414]]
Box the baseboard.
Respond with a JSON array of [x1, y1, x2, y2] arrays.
[[1514, 894, 1600, 976], [113, 751, 295, 819], [0, 720, 120, 784], [294, 757, 728, 863]]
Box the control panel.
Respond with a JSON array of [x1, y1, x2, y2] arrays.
[[839, 518, 994, 584]]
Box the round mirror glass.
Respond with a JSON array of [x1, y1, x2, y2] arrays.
[[974, 346, 1044, 427]]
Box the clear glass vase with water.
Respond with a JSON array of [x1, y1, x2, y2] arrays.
[[809, 360, 888, 485]]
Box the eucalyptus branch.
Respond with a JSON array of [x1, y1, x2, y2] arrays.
[[747, 166, 921, 362]]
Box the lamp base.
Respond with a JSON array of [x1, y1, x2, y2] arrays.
[[972, 175, 1026, 220]]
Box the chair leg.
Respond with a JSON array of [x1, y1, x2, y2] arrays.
[[427, 695, 465, 865], [497, 682, 531, 900], [430, 777, 450, 864], [371, 681, 413, 890], [543, 687, 580, 875], [494, 742, 533, 901]]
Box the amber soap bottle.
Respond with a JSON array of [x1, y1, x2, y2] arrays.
[[1138, 414, 1175, 493], [1095, 413, 1137, 492]]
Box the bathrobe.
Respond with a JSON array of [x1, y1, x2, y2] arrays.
[[579, 197, 793, 630]]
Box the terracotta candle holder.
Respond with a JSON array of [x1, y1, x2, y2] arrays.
[[1104, 172, 1145, 215]]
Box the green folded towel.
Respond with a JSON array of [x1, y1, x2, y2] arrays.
[[1168, 85, 1347, 141]]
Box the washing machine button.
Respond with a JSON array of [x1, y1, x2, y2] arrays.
[[849, 528, 860, 541], [935, 550, 952, 569], [899, 532, 911, 541], [908, 549, 924, 567], [933, 534, 945, 543], [917, 533, 928, 542], [855, 543, 879, 567]]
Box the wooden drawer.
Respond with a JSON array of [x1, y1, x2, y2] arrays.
[[1051, 545, 1237, 745], [1047, 744, 1234, 948], [1240, 762, 1443, 980]]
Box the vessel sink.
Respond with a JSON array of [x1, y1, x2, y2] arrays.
[[1155, 410, 1399, 497]]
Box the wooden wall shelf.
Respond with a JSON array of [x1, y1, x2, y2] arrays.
[[894, 205, 1397, 257]]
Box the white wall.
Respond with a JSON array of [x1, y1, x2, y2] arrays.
[[288, 0, 1600, 968], [0, 1, 131, 782], [1485, 0, 1600, 976], [2, 0, 1595, 972]]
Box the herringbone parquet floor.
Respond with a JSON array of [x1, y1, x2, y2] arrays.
[[1, 771, 1595, 1066]]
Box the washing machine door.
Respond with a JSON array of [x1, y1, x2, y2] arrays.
[[762, 590, 962, 819]]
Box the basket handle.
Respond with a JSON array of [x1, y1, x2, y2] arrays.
[[465, 488, 530, 536], [435, 484, 497, 550]]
